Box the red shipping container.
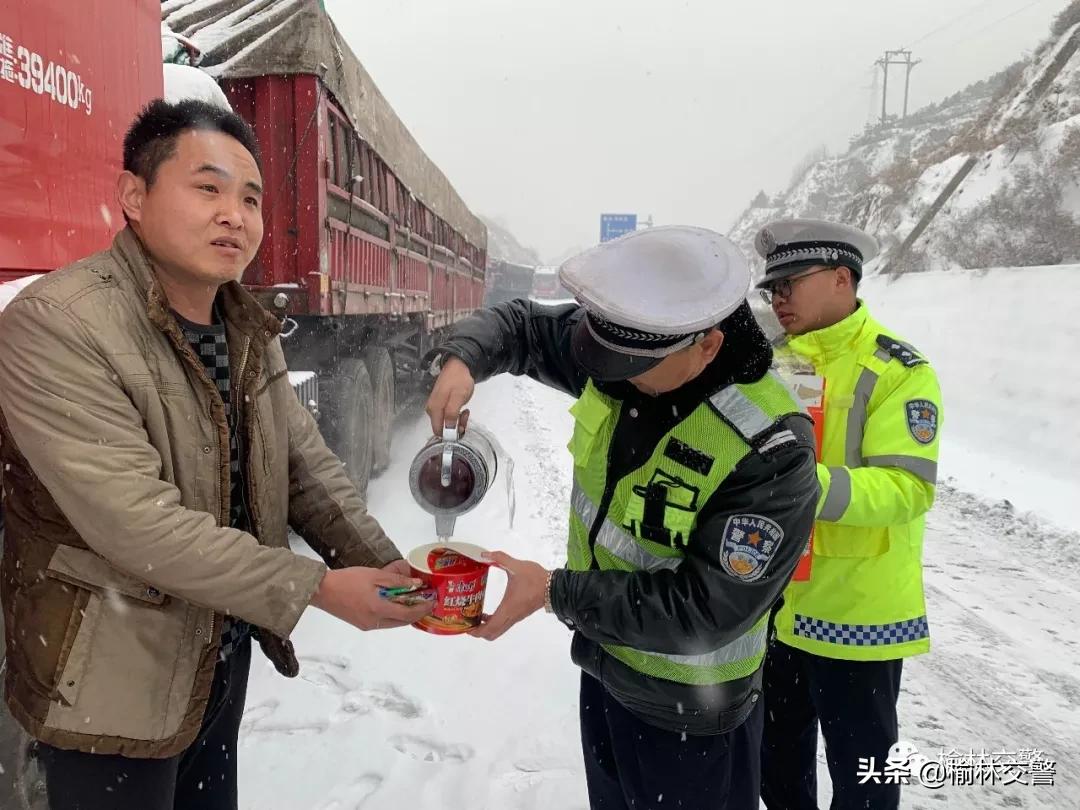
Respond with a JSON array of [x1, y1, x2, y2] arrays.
[[0, 0, 162, 280]]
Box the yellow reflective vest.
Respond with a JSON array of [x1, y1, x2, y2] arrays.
[[566, 374, 802, 686], [774, 303, 942, 661]]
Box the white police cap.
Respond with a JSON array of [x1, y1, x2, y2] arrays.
[[754, 218, 879, 289], [558, 226, 750, 381]]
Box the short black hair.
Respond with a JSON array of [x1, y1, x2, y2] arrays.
[[123, 98, 262, 186]]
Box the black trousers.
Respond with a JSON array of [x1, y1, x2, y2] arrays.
[[580, 672, 763, 810], [761, 641, 903, 810], [36, 638, 251, 810]]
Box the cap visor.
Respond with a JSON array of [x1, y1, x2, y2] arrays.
[[571, 317, 666, 382], [754, 261, 821, 289]]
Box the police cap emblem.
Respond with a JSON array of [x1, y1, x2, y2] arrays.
[[758, 227, 777, 255]]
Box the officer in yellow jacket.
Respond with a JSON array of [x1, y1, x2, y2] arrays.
[[754, 219, 942, 810]]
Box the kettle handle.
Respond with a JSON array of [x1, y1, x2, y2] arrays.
[[440, 425, 459, 487]]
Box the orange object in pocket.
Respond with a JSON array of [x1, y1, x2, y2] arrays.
[[792, 377, 825, 583]]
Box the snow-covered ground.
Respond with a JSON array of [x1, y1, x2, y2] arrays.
[[242, 377, 587, 809], [242, 262, 1080, 808]]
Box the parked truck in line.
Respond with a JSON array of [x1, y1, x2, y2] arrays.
[[530, 265, 571, 300], [484, 258, 537, 307]]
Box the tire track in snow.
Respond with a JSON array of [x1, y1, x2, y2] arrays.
[[317, 773, 384, 809], [893, 486, 1080, 808], [512, 379, 573, 567]]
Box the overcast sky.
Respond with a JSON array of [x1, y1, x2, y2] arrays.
[[326, 0, 1059, 263]]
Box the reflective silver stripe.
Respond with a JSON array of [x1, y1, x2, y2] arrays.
[[571, 483, 681, 573], [758, 429, 796, 453], [819, 465, 852, 521], [652, 620, 768, 667], [874, 348, 892, 363], [845, 367, 880, 468], [595, 520, 681, 572], [571, 483, 597, 526], [709, 386, 774, 441], [864, 454, 938, 484]]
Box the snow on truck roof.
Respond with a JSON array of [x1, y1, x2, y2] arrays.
[[0, 275, 44, 313], [161, 0, 487, 252], [163, 63, 234, 111]]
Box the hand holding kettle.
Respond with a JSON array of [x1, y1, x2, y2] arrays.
[[426, 355, 473, 436]]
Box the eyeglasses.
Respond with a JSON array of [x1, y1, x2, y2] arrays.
[[759, 267, 836, 305]]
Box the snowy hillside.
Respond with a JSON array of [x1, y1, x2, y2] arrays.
[[729, 3, 1080, 277], [728, 70, 1008, 275]]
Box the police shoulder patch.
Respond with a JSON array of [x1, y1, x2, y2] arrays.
[[905, 399, 939, 445], [876, 334, 927, 368], [719, 514, 784, 582]]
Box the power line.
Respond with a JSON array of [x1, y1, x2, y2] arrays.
[[737, 86, 867, 163], [904, 0, 1006, 49], [946, 0, 1055, 45], [734, 0, 1058, 165]]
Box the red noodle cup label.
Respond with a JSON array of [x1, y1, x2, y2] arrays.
[[409, 545, 491, 635]]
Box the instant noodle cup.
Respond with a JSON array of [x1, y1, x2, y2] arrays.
[[406, 542, 491, 635]]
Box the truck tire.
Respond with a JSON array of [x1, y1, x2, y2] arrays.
[[0, 721, 47, 810], [1, 529, 49, 810], [323, 358, 375, 496], [362, 348, 395, 477]]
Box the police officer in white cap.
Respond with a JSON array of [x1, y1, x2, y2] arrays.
[[754, 218, 879, 335], [426, 225, 819, 809], [754, 219, 942, 810]]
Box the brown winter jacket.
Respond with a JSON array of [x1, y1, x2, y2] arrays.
[[0, 228, 401, 758]]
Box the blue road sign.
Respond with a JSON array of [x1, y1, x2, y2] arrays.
[[600, 214, 638, 242]]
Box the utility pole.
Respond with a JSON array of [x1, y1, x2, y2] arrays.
[[867, 65, 880, 125], [875, 49, 921, 124], [901, 52, 918, 118], [880, 55, 889, 124]]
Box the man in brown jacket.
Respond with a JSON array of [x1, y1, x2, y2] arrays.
[[0, 99, 431, 810]]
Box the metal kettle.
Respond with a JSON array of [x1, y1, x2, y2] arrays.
[[408, 424, 501, 538]]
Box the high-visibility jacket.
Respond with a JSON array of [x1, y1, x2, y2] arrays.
[[566, 373, 802, 686], [433, 296, 820, 733], [774, 303, 942, 661]]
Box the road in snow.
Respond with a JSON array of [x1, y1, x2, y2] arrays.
[[241, 373, 1079, 810]]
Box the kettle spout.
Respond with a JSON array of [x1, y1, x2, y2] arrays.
[[435, 514, 457, 539]]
